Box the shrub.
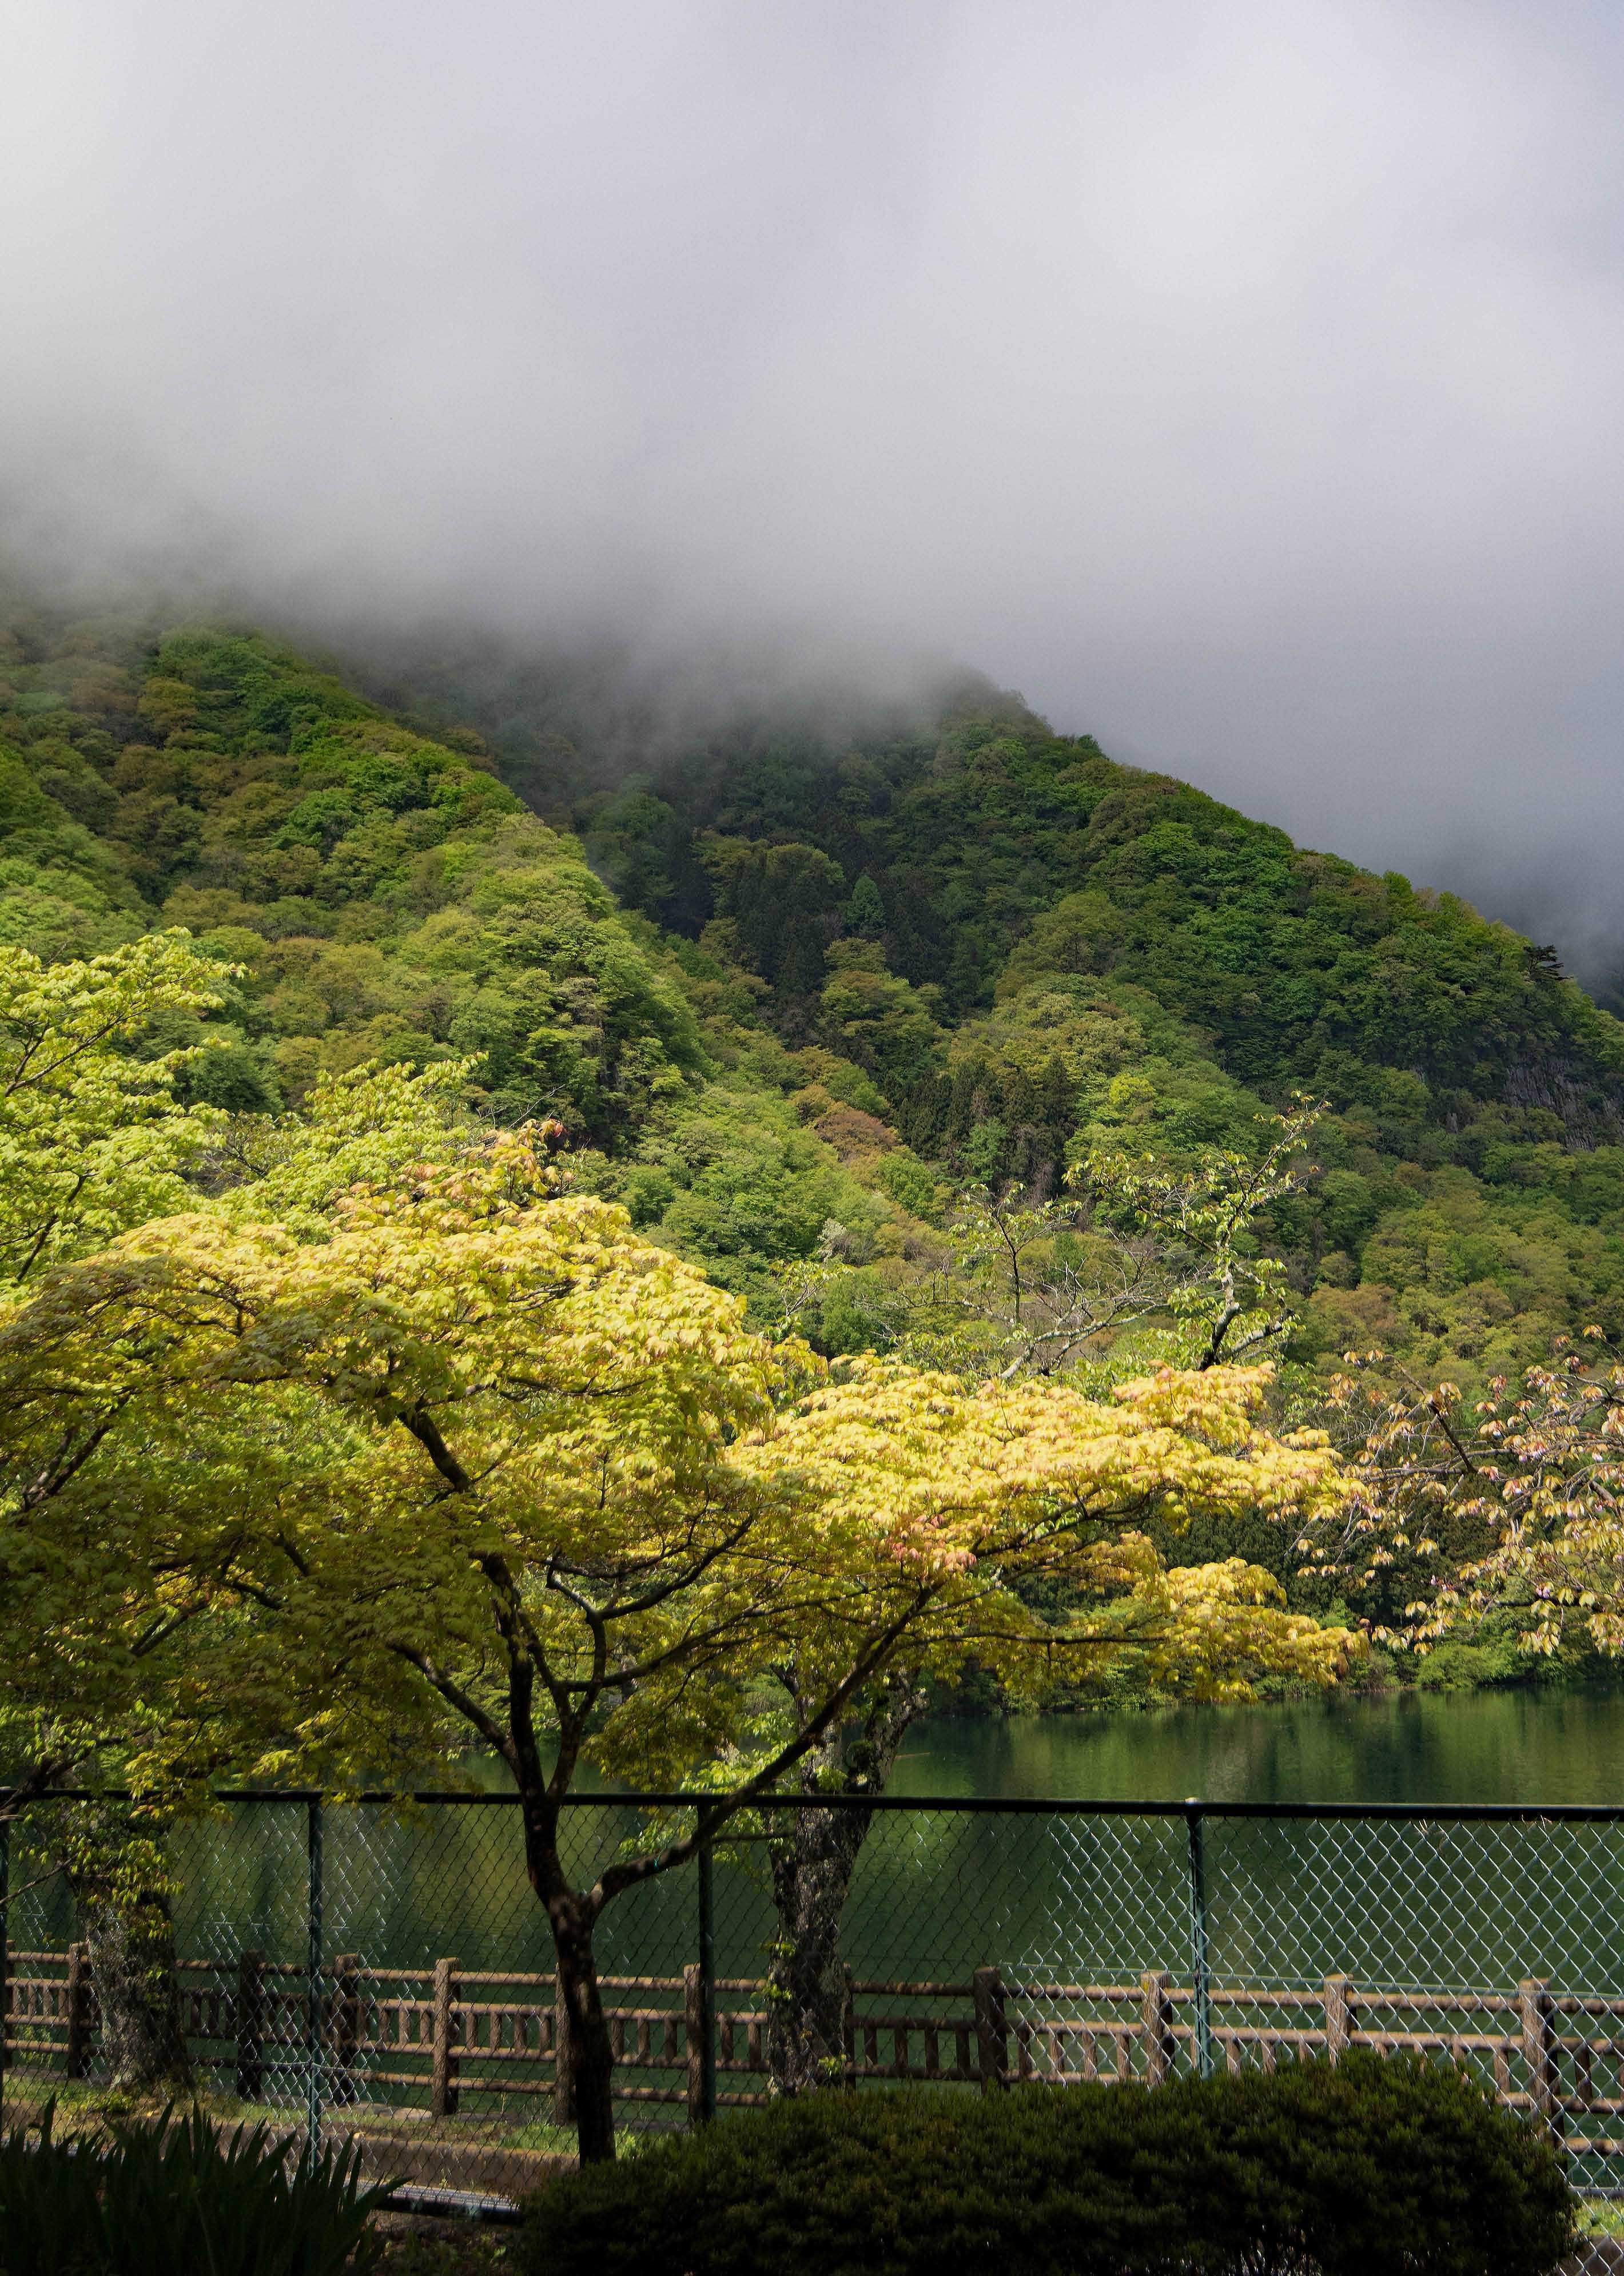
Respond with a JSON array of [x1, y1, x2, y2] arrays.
[[0, 2099, 396, 2275], [523, 2052, 1575, 2276]]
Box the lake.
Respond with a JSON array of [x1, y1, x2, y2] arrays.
[[891, 1685, 1624, 1806], [21, 1690, 1624, 1989], [122, 1686, 1624, 1997]]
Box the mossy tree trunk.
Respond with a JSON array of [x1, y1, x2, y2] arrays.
[[59, 1808, 192, 2098], [765, 1679, 925, 2097], [78, 1888, 193, 2095]]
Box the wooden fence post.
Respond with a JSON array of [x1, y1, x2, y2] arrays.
[[841, 1963, 857, 2090], [331, 1953, 359, 2106], [554, 1969, 576, 2126], [1519, 1979, 1562, 2142], [973, 1965, 1008, 2092], [64, 1944, 90, 2080], [1323, 1975, 1353, 2063], [234, 1949, 265, 2101], [1140, 1971, 1174, 2086], [431, 1956, 460, 2119]]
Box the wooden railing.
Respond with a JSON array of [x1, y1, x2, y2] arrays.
[[4, 1951, 1621, 2148]]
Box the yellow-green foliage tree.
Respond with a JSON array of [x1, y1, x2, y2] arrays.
[[751, 1103, 1357, 2089], [0, 933, 229, 1808], [0, 941, 1352, 2152], [0, 930, 477, 1812], [726, 1356, 1351, 2095], [0, 930, 268, 2088], [0, 937, 494, 2087], [6, 1126, 1350, 2157], [0, 932, 223, 1286]]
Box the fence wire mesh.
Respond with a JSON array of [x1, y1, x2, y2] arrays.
[[3, 1791, 1624, 2253]]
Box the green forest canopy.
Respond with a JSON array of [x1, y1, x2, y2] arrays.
[[6, 596, 1624, 1404]]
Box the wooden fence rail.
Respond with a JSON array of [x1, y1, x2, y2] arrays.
[[6, 1951, 1624, 2147]]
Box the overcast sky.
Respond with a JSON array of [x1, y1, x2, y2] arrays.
[[5, 2, 1624, 974]]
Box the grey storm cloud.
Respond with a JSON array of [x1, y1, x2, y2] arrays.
[[5, 1, 1624, 974]]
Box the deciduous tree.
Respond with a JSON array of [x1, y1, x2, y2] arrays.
[[781, 1100, 1320, 1383], [1309, 1331, 1624, 1657], [34, 1139, 1351, 2156], [0, 966, 1352, 2154], [722, 1359, 1352, 2094]]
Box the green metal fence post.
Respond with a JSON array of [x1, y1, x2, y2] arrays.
[[1185, 1799, 1214, 2079], [305, 1796, 324, 2166], [696, 1817, 716, 2124]]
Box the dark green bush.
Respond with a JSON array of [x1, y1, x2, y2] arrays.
[[523, 2052, 1576, 2276], [0, 2099, 396, 2275]]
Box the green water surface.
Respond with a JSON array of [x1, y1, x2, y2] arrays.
[[893, 1686, 1624, 1805]]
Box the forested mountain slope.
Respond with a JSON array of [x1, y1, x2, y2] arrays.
[[393, 651, 1624, 1381], [574, 701, 1624, 1132], [0, 608, 907, 1316], [6, 597, 1624, 1388]]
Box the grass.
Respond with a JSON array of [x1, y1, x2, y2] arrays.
[[490, 2116, 580, 2155], [1, 2074, 309, 2135]]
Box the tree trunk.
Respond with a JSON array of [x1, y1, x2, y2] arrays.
[[765, 1681, 924, 2097], [77, 1886, 192, 2097], [548, 1891, 616, 2162], [519, 1798, 618, 2164], [767, 1804, 867, 2094], [57, 1807, 192, 2100]]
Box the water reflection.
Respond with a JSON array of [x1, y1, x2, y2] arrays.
[[891, 1689, 1624, 1805]]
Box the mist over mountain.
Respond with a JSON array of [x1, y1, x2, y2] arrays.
[[6, 4, 1624, 981]]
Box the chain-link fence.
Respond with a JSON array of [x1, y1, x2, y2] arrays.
[[5, 1791, 1624, 2236]]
